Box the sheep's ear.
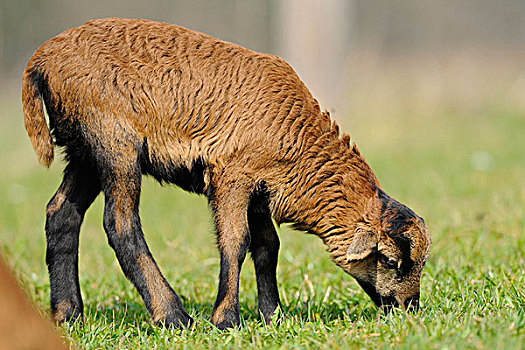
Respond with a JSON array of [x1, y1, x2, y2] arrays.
[[346, 226, 377, 261]]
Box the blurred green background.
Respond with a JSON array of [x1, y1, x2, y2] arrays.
[[0, 1, 524, 348]]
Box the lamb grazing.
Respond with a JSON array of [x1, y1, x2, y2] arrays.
[[22, 18, 431, 330]]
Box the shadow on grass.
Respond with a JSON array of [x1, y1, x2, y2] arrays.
[[79, 295, 378, 330], [82, 300, 153, 327]]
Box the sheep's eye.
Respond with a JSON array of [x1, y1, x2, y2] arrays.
[[380, 254, 398, 269]]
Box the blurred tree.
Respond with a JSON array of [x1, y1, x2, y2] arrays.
[[275, 0, 354, 110]]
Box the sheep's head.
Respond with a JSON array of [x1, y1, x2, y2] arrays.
[[345, 189, 430, 312]]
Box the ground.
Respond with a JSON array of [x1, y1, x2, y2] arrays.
[[0, 92, 523, 349]]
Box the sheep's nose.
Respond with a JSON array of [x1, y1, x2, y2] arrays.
[[404, 294, 420, 312]]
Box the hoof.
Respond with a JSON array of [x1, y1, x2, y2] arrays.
[[260, 305, 282, 326], [157, 309, 193, 329], [214, 319, 239, 330], [51, 301, 83, 325], [212, 309, 240, 330]]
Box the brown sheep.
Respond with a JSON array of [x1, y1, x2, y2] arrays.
[[22, 17, 431, 330]]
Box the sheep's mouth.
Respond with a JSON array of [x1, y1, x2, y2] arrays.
[[378, 297, 399, 314]]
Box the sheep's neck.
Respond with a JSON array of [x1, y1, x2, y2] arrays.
[[272, 132, 380, 267]]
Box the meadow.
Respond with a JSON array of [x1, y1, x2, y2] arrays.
[[0, 82, 524, 349]]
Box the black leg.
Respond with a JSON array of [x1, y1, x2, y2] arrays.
[[248, 196, 281, 324], [46, 161, 100, 324], [101, 163, 192, 328]]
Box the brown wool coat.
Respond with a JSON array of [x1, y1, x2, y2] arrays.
[[23, 18, 379, 261]]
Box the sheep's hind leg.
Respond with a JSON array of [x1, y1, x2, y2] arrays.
[[46, 161, 101, 324], [100, 160, 192, 329], [248, 196, 281, 324]]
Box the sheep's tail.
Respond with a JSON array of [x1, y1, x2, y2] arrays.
[[22, 65, 54, 167]]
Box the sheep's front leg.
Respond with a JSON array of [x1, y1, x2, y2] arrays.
[[209, 177, 252, 330], [248, 197, 281, 324]]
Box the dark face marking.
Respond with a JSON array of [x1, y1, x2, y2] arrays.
[[378, 189, 417, 277], [378, 189, 417, 234], [391, 234, 414, 278]]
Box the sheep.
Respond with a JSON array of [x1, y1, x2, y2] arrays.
[[22, 17, 431, 330]]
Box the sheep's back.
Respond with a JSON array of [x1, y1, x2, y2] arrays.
[[29, 18, 330, 167]]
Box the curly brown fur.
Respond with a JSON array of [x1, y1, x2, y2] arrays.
[[22, 18, 430, 330]]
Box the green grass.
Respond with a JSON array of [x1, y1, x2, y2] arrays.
[[1, 93, 524, 349]]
